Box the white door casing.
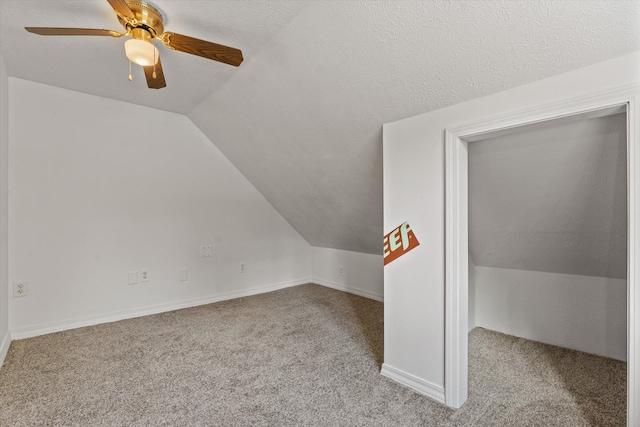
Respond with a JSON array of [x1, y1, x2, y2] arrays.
[[445, 85, 639, 426]]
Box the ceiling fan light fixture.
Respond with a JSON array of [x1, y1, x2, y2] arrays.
[[125, 37, 159, 66], [24, 0, 244, 90]]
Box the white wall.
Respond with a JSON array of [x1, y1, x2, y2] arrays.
[[8, 78, 312, 338], [468, 255, 476, 332], [468, 114, 627, 279], [382, 51, 640, 402], [0, 55, 9, 364], [312, 247, 383, 301], [474, 266, 626, 361]]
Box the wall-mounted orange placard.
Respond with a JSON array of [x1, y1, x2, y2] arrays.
[[383, 221, 420, 266]]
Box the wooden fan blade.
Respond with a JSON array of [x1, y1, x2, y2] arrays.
[[143, 57, 167, 89], [106, 0, 136, 20], [161, 32, 243, 67], [25, 27, 122, 37]]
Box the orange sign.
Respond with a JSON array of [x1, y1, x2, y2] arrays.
[[383, 221, 420, 265]]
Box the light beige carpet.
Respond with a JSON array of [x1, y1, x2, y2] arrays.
[[0, 283, 626, 426]]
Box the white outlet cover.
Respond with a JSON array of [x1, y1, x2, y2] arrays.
[[13, 282, 28, 298], [200, 245, 213, 258], [239, 262, 246, 273], [140, 268, 149, 282]]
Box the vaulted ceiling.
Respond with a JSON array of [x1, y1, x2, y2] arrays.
[[1, 1, 639, 255]]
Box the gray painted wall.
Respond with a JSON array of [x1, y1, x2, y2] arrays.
[[469, 113, 627, 279]]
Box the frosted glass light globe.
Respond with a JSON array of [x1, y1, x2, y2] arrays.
[[124, 38, 159, 66]]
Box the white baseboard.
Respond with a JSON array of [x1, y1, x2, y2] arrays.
[[381, 363, 445, 404], [0, 330, 11, 368], [10, 277, 311, 340], [313, 278, 383, 302]]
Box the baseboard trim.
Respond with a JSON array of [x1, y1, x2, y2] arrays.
[[0, 330, 11, 368], [381, 363, 445, 404], [313, 278, 383, 302], [10, 278, 312, 340]]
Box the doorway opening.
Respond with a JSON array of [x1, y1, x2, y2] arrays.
[[471, 111, 627, 424], [444, 90, 638, 425]]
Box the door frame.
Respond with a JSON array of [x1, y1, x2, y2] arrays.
[[444, 84, 639, 425]]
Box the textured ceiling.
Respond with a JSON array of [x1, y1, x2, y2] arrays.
[[1, 1, 639, 255], [469, 114, 627, 279]]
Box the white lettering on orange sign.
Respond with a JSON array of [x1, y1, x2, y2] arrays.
[[383, 221, 419, 265]]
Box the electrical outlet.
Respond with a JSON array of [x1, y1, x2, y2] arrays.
[[200, 245, 212, 258], [128, 271, 139, 285], [339, 266, 344, 276], [140, 268, 149, 282], [180, 268, 188, 282], [239, 262, 246, 273], [13, 282, 28, 298]]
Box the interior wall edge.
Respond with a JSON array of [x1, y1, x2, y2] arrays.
[[184, 114, 314, 249], [468, 254, 477, 332], [0, 52, 9, 368]]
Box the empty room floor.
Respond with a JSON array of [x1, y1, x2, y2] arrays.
[[0, 284, 626, 426]]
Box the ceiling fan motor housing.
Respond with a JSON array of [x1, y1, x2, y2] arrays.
[[118, 1, 165, 37]]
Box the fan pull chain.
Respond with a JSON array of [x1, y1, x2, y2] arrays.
[[128, 61, 132, 81], [152, 46, 157, 79]]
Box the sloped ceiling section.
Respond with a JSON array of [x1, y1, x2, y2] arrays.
[[469, 114, 627, 279], [188, 1, 640, 254], [1, 1, 639, 255]]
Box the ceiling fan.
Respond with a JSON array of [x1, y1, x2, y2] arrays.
[[24, 0, 244, 89]]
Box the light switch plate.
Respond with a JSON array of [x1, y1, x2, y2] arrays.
[[128, 271, 139, 285]]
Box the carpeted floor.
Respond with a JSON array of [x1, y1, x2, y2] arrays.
[[0, 283, 627, 426]]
